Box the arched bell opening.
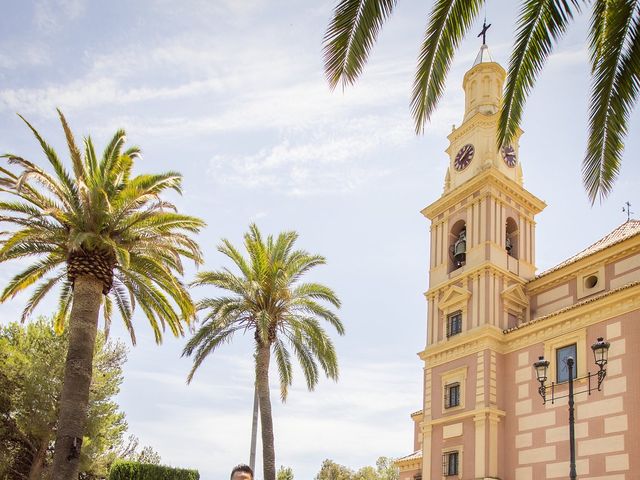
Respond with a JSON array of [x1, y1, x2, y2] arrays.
[[506, 217, 519, 259], [448, 220, 467, 272]]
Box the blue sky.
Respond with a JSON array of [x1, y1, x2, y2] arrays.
[[1, 1, 639, 479]]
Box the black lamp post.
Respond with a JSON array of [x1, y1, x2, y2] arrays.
[[533, 337, 611, 480]]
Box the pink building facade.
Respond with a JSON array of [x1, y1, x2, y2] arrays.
[[396, 44, 640, 480]]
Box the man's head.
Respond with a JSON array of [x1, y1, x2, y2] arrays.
[[230, 464, 253, 480]]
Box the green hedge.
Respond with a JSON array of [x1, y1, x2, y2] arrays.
[[108, 461, 200, 480]]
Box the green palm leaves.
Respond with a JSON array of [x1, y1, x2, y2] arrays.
[[323, 0, 640, 202], [183, 224, 343, 401], [499, 1, 582, 152], [412, 0, 485, 134], [324, 0, 397, 89], [0, 110, 204, 342], [585, 0, 640, 202]]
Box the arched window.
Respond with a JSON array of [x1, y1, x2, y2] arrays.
[[506, 217, 519, 259], [449, 220, 467, 271]]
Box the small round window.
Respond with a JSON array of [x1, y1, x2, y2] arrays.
[[585, 275, 598, 289]]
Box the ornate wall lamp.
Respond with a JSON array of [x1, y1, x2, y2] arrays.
[[533, 337, 611, 480]]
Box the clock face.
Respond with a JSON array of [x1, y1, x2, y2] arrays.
[[454, 144, 475, 171], [501, 145, 517, 167]]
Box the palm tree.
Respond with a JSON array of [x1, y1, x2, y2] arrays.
[[183, 224, 344, 480], [323, 0, 640, 203], [0, 110, 205, 480]]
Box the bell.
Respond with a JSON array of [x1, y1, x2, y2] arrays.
[[453, 230, 466, 266]]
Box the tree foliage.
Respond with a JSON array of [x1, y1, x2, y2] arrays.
[[0, 318, 158, 479], [315, 457, 399, 480], [324, 0, 640, 202], [277, 465, 294, 480], [315, 460, 354, 480]]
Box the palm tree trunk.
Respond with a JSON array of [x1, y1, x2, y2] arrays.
[[51, 275, 103, 480], [249, 383, 259, 471], [255, 343, 276, 480]]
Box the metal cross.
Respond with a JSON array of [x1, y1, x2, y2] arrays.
[[623, 201, 634, 222], [478, 20, 491, 45]]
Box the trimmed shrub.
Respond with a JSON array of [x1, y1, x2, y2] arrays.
[[108, 461, 200, 480]]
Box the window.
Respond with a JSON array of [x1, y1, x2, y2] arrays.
[[442, 451, 459, 476], [444, 382, 460, 409], [446, 311, 462, 338], [556, 343, 577, 383], [440, 366, 467, 414]]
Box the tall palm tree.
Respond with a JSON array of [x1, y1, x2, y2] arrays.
[[0, 110, 205, 480], [323, 0, 640, 203], [183, 224, 344, 480]]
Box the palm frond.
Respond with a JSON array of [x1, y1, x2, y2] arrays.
[[1, 254, 63, 301], [53, 280, 73, 334], [412, 0, 485, 134], [184, 326, 241, 383], [583, 0, 640, 202], [21, 271, 65, 322], [103, 294, 113, 339], [323, 0, 397, 89], [56, 109, 86, 183], [499, 0, 582, 147], [273, 338, 293, 401]]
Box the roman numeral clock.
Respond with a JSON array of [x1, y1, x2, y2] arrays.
[[502, 145, 517, 167], [454, 144, 475, 171]]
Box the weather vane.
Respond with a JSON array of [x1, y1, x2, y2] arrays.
[[478, 19, 491, 45], [623, 201, 634, 222]]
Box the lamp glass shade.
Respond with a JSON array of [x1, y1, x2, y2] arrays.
[[533, 356, 549, 382], [591, 337, 610, 367]]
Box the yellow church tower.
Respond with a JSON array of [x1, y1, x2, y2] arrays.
[[409, 41, 545, 479], [399, 31, 640, 480]]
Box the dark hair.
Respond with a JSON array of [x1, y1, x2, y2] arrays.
[[231, 464, 253, 479]]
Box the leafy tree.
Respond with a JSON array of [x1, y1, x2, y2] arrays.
[[0, 111, 204, 479], [277, 465, 294, 480], [374, 457, 399, 480], [183, 224, 344, 480], [113, 435, 162, 466], [353, 466, 378, 480], [315, 460, 353, 480], [314, 457, 399, 480], [0, 318, 133, 479], [324, 0, 640, 202]]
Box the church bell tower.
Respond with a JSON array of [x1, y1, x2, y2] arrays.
[[418, 37, 546, 480]]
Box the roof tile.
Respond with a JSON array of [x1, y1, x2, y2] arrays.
[[536, 220, 640, 278]]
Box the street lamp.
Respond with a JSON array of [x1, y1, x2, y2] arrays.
[[533, 337, 611, 480]]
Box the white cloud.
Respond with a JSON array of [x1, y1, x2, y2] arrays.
[[34, 0, 86, 33], [0, 44, 51, 70], [0, 77, 228, 116], [207, 115, 411, 195]]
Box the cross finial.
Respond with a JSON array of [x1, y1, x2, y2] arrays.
[[623, 201, 634, 222], [478, 19, 491, 45]]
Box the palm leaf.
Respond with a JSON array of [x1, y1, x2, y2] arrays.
[[411, 0, 485, 134], [498, 0, 582, 147], [324, 0, 397, 89], [583, 0, 640, 202]]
